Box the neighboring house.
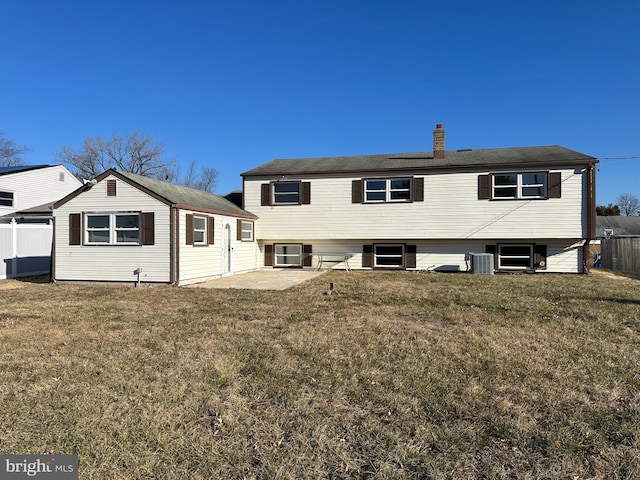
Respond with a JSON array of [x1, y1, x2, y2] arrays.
[[52, 169, 258, 285], [1, 165, 82, 280], [0, 165, 81, 218], [241, 125, 598, 273], [590, 215, 640, 259]]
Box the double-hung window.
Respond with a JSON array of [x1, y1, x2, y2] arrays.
[[0, 190, 14, 207], [365, 178, 412, 202], [493, 173, 547, 199], [240, 221, 254, 241], [273, 182, 301, 204], [86, 213, 140, 245], [193, 216, 207, 244]]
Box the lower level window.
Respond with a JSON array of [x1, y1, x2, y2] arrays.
[[374, 244, 405, 268], [498, 244, 533, 269], [274, 244, 302, 266], [0, 190, 14, 207], [86, 213, 140, 245]]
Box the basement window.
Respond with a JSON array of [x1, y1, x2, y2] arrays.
[[498, 244, 533, 270], [374, 244, 405, 268], [274, 244, 302, 267]]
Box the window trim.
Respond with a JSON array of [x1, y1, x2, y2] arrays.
[[274, 243, 303, 267], [364, 177, 412, 203], [84, 212, 141, 245], [373, 243, 406, 268], [492, 172, 548, 200], [0, 190, 15, 207], [497, 243, 534, 270]]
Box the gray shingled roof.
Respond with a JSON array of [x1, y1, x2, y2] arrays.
[[0, 165, 50, 176], [596, 216, 640, 237], [241, 145, 596, 176], [115, 170, 256, 218]]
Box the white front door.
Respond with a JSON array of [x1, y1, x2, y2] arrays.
[[222, 223, 232, 275]]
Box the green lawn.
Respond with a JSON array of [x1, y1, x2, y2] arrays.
[[0, 271, 638, 479]]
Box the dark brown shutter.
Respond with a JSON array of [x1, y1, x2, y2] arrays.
[[237, 219, 242, 240], [548, 172, 561, 198], [261, 183, 271, 206], [352, 180, 364, 203], [485, 244, 498, 269], [106, 179, 116, 197], [478, 175, 491, 200], [207, 216, 215, 245], [405, 244, 417, 268], [413, 178, 424, 202], [141, 212, 154, 245], [362, 244, 373, 268], [303, 244, 313, 267], [301, 182, 311, 204], [186, 214, 194, 245], [69, 213, 81, 245], [534, 244, 547, 270], [264, 244, 274, 266]]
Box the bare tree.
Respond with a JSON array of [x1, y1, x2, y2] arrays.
[[0, 131, 29, 167], [57, 132, 218, 193], [616, 193, 640, 216]]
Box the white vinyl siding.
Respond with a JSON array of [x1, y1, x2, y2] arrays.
[[245, 167, 585, 241], [0, 165, 81, 215], [53, 175, 171, 283]]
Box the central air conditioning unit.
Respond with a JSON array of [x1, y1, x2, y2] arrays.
[[469, 253, 494, 275]]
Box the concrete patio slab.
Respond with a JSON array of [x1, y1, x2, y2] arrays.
[[187, 269, 327, 290]]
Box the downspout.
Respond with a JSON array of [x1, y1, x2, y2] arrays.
[[582, 163, 596, 274]]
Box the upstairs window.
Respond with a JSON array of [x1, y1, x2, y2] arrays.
[[365, 178, 412, 202], [493, 173, 547, 199], [0, 191, 14, 207], [273, 182, 301, 204], [85, 213, 140, 245]]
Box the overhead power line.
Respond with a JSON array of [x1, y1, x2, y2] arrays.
[[598, 155, 640, 160]]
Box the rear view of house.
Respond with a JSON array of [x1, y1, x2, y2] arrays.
[[53, 169, 258, 285], [242, 125, 598, 273]]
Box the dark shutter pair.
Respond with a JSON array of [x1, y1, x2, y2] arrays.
[[185, 214, 215, 245], [361, 244, 417, 269], [261, 182, 311, 206], [478, 172, 562, 200], [69, 212, 154, 245], [352, 178, 424, 203]]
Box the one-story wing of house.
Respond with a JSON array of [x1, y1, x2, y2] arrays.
[[53, 169, 258, 285]]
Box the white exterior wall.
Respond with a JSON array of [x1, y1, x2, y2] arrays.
[[53, 175, 171, 283], [245, 167, 586, 240], [0, 166, 81, 216], [178, 212, 259, 286], [259, 239, 581, 273]]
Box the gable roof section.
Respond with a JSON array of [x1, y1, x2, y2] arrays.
[[55, 169, 257, 219], [242, 145, 597, 177], [596, 216, 640, 237], [0, 165, 52, 176]]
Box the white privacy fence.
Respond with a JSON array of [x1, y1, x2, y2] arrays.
[[0, 220, 53, 280]]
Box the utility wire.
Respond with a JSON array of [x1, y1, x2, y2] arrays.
[[598, 155, 640, 160]]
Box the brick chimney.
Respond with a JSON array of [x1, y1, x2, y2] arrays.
[[433, 123, 445, 159]]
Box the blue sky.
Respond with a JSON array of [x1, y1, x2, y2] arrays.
[[2, 0, 638, 204]]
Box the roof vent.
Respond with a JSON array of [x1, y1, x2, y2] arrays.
[[456, 149, 472, 152]]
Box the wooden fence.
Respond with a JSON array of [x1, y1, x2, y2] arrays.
[[600, 237, 640, 275]]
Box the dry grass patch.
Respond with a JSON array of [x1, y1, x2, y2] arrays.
[[0, 272, 639, 478]]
